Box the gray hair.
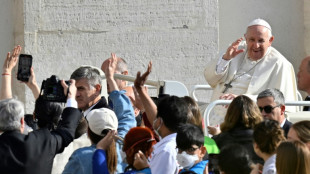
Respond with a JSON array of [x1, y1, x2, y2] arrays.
[[70, 67, 102, 88], [0, 98, 24, 131], [116, 58, 128, 73], [257, 88, 285, 106]]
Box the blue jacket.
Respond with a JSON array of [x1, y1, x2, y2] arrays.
[[93, 149, 151, 174], [179, 160, 208, 174]]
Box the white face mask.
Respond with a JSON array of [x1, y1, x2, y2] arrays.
[[177, 151, 199, 169], [152, 118, 162, 138]]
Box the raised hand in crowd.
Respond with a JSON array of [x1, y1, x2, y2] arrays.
[[0, 45, 21, 100], [23, 67, 40, 99], [103, 53, 119, 91], [134, 61, 157, 124], [134, 61, 152, 91]]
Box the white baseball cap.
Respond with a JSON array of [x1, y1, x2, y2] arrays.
[[86, 108, 118, 136], [247, 18, 272, 31]]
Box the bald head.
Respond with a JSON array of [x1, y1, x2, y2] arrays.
[[297, 56, 310, 94], [101, 56, 129, 92]]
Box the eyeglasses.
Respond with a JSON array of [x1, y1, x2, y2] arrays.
[[259, 105, 280, 113]]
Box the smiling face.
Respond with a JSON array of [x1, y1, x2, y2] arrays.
[[244, 25, 274, 61]]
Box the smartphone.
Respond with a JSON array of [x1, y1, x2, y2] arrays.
[[17, 54, 32, 82]]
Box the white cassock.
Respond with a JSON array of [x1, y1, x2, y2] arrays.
[[204, 41, 298, 126]]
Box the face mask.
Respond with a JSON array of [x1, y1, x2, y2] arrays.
[[177, 151, 199, 169], [152, 118, 162, 138]]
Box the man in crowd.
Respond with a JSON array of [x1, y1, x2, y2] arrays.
[[256, 88, 292, 137], [133, 62, 189, 174], [70, 66, 109, 116], [205, 18, 298, 126], [101, 54, 143, 126], [297, 56, 310, 111], [0, 81, 81, 174]]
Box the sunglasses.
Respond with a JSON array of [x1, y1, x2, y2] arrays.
[[259, 105, 280, 113]]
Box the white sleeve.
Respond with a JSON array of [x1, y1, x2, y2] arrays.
[[150, 150, 178, 174], [65, 98, 78, 108], [216, 55, 231, 74]]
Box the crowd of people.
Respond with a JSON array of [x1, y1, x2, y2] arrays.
[[0, 18, 310, 174]]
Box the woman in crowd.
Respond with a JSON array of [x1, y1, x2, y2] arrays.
[[276, 141, 310, 174], [93, 125, 156, 174], [211, 95, 263, 164], [287, 120, 310, 150]]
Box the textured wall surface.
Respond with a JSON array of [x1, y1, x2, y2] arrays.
[[20, 0, 218, 113]]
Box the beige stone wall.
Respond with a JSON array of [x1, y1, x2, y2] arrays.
[[19, 0, 218, 113]]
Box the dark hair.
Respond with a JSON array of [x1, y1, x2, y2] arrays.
[[75, 117, 88, 138], [253, 120, 285, 154], [34, 97, 63, 130], [176, 124, 204, 151], [156, 96, 188, 132], [220, 95, 262, 132], [218, 144, 253, 174]]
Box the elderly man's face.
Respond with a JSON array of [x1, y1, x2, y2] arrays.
[[257, 96, 283, 123], [245, 25, 274, 61], [297, 57, 310, 93]]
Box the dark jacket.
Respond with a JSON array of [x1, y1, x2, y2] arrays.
[[0, 107, 81, 174], [282, 119, 292, 138], [212, 127, 264, 164], [92, 97, 109, 110]]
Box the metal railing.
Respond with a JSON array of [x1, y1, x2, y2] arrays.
[[190, 85, 212, 102], [203, 100, 310, 137]]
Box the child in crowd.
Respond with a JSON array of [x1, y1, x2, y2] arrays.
[[287, 120, 310, 150], [276, 141, 310, 174], [218, 144, 253, 174], [176, 124, 208, 174], [252, 120, 285, 174]]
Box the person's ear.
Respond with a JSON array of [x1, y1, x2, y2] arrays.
[[199, 146, 207, 158], [20, 117, 25, 133], [269, 36, 274, 45], [134, 107, 140, 117], [94, 84, 101, 93], [122, 70, 128, 75], [280, 105, 285, 115]]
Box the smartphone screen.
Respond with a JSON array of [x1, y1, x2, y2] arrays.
[[17, 54, 33, 82]]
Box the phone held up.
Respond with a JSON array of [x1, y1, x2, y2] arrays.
[[17, 54, 33, 82]]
